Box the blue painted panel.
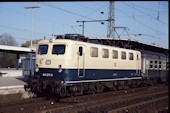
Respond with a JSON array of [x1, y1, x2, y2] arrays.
[[35, 68, 142, 81]]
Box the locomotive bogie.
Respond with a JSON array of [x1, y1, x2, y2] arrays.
[[29, 78, 144, 97]]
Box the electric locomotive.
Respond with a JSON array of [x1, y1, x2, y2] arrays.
[[28, 34, 144, 97]]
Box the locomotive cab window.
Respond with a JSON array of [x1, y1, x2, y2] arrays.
[[38, 45, 48, 55], [102, 49, 109, 58], [52, 45, 66, 55]]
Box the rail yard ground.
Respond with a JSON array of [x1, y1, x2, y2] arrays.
[[0, 83, 168, 113]]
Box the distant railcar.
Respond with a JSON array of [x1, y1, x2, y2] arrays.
[[141, 50, 168, 83]]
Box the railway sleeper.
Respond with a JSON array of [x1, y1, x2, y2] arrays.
[[107, 97, 168, 113], [78, 91, 168, 113], [42, 87, 168, 113]]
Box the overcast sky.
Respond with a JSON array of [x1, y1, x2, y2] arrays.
[[0, 1, 168, 48]]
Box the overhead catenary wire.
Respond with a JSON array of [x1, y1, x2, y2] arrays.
[[0, 2, 168, 48], [0, 4, 84, 37], [114, 7, 166, 45], [1, 2, 167, 34], [75, 3, 108, 20], [128, 29, 168, 37], [115, 8, 160, 33], [39, 2, 94, 20], [38, 2, 109, 34], [0, 24, 52, 37], [122, 2, 167, 25], [2, 2, 100, 29], [72, 2, 97, 11], [0, 5, 79, 29], [128, 2, 160, 13], [0, 2, 101, 39]]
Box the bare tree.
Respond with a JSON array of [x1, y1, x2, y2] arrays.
[[0, 33, 18, 46], [0, 33, 18, 68], [21, 39, 40, 48]]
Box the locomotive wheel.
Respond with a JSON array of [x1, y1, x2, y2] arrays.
[[56, 85, 66, 97], [31, 83, 36, 92], [31, 82, 39, 93], [76, 85, 84, 95], [60, 86, 66, 97], [69, 85, 84, 96], [94, 82, 104, 93], [54, 85, 66, 98]]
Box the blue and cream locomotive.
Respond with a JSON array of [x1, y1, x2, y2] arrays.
[[28, 34, 168, 97]]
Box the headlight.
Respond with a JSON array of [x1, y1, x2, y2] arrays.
[[58, 64, 62, 73], [35, 68, 39, 72], [35, 64, 39, 72]]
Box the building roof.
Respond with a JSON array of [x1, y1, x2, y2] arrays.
[[0, 45, 36, 54]]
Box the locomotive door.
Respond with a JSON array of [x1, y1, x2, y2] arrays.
[[136, 53, 140, 75], [76, 45, 86, 77]]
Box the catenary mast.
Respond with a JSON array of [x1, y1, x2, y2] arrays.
[[107, 1, 115, 38]]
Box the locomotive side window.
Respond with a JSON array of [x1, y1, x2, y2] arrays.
[[102, 49, 109, 58], [129, 52, 134, 60], [167, 62, 169, 70], [112, 50, 118, 59], [159, 61, 162, 69], [155, 61, 158, 69], [121, 51, 126, 60], [38, 45, 48, 55], [162, 61, 166, 70], [149, 60, 153, 69], [90, 47, 98, 57], [52, 45, 65, 55]]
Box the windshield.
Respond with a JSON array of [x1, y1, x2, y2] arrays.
[[38, 45, 48, 55], [52, 45, 65, 55]]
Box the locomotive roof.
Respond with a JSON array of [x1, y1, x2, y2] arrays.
[[88, 38, 169, 55], [37, 39, 138, 54], [40, 34, 169, 55]]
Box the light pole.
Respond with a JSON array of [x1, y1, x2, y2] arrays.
[[25, 5, 40, 76]]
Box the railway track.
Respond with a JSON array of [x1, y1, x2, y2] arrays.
[[0, 84, 168, 113], [108, 97, 168, 113], [42, 84, 168, 113]]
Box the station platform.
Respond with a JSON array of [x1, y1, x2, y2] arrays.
[[0, 76, 28, 95], [0, 68, 22, 77]]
